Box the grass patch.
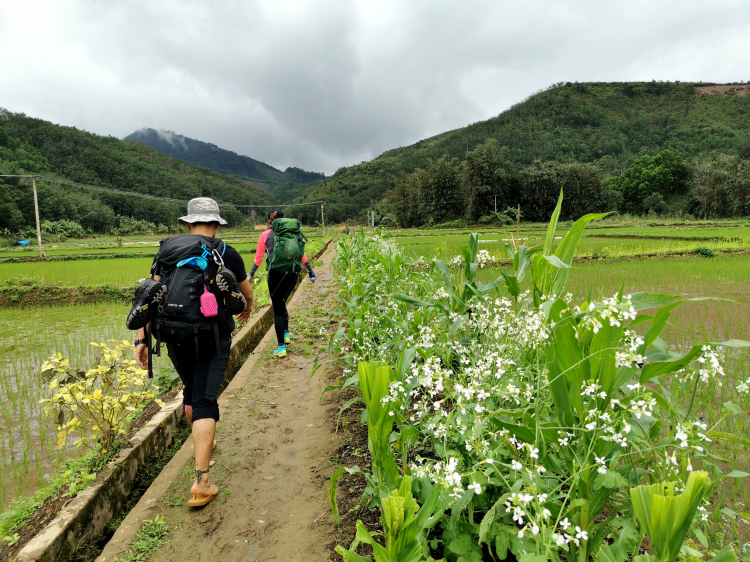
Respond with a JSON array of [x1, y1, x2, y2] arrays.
[[0, 450, 108, 537], [112, 516, 169, 562]]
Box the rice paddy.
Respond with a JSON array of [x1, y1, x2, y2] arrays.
[[0, 258, 155, 287]]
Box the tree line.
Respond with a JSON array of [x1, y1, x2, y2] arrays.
[[380, 139, 750, 227]]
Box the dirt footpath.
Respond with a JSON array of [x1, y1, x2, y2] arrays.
[[98, 250, 343, 562]]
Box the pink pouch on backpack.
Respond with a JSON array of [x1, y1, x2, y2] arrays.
[[200, 285, 219, 318]]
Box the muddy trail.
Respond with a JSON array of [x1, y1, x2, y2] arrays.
[[97, 249, 355, 562]]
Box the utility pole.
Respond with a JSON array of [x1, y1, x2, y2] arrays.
[[32, 176, 43, 258], [494, 195, 497, 213], [371, 210, 375, 229], [320, 202, 325, 236]]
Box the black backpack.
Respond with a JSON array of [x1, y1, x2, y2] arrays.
[[149, 235, 232, 356]]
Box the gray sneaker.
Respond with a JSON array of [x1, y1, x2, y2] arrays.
[[126, 278, 167, 329], [216, 268, 247, 315]]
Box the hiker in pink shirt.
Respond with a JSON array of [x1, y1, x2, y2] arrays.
[[249, 210, 316, 357]]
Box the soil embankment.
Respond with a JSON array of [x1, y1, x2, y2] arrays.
[[695, 84, 750, 97], [99, 249, 345, 562]]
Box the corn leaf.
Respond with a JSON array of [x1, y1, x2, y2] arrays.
[[550, 211, 609, 298], [329, 466, 346, 526], [543, 190, 563, 256]]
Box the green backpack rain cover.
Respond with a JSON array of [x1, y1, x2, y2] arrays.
[[269, 218, 307, 274]]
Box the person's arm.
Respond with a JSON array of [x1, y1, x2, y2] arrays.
[[301, 255, 316, 280], [235, 277, 254, 322], [135, 274, 160, 369], [249, 230, 269, 279]]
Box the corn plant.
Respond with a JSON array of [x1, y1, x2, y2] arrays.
[[529, 191, 608, 308], [336, 475, 449, 562], [629, 471, 739, 562], [359, 361, 401, 497], [393, 233, 502, 317]]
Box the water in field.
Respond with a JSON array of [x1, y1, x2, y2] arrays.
[[582, 226, 750, 240], [0, 302, 170, 509]]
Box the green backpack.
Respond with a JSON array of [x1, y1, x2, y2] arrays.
[[269, 218, 307, 274]]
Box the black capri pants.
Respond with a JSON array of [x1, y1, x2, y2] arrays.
[[167, 335, 231, 422], [268, 269, 298, 345]]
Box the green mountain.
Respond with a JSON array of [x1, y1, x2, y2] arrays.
[[0, 110, 278, 232], [124, 128, 326, 191], [292, 81, 750, 224]]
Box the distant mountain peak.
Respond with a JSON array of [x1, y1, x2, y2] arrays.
[[124, 128, 325, 187], [130, 128, 188, 151]]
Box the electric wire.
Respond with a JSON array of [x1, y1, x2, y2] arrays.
[[0, 175, 326, 209]]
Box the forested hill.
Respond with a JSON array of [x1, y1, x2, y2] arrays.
[[0, 110, 278, 233], [124, 128, 326, 188], [292, 81, 750, 224]]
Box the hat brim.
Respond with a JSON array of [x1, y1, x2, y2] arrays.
[[178, 213, 228, 226]]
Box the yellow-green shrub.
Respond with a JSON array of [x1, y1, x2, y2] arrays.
[[40, 340, 164, 454]]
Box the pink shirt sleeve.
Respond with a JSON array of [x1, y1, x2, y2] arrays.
[[302, 255, 308, 264], [254, 230, 270, 267]]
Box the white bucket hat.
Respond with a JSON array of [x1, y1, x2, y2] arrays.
[[178, 197, 228, 225]]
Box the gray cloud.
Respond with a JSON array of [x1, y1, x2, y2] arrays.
[[1, 0, 749, 174]]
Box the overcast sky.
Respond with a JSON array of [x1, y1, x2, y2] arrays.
[[1, 0, 749, 175]]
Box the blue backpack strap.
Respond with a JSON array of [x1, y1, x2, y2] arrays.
[[222, 241, 226, 257]]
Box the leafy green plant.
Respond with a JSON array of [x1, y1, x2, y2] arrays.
[[2, 532, 19, 547], [328, 193, 750, 562], [529, 190, 607, 307], [393, 233, 502, 315], [354, 360, 401, 502], [63, 469, 97, 497]]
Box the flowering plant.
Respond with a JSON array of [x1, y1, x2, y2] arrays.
[[328, 193, 747, 562]]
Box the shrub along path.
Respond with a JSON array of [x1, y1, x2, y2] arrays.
[[98, 249, 344, 562]]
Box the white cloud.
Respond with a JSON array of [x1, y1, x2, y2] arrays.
[[1, 0, 749, 175]]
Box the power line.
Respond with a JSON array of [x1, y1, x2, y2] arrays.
[[0, 174, 325, 209], [234, 201, 325, 209]]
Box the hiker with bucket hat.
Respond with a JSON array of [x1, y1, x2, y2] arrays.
[[129, 197, 253, 507]]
